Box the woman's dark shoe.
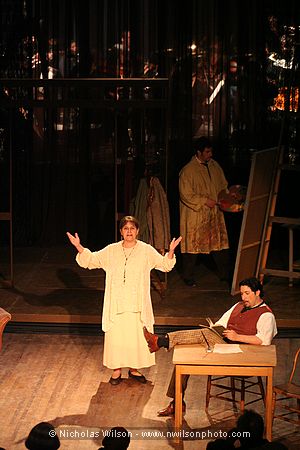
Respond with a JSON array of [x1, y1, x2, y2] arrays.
[[157, 400, 186, 416], [109, 374, 122, 385], [128, 370, 147, 384], [143, 326, 160, 353]]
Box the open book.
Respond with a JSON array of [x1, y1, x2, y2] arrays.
[[198, 317, 226, 348]]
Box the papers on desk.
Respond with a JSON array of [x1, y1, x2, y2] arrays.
[[213, 344, 242, 353]]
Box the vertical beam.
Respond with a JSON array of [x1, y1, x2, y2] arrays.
[[257, 146, 284, 282]]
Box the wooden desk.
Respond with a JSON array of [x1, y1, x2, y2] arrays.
[[173, 344, 277, 441]]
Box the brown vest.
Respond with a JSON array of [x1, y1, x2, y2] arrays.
[[227, 302, 273, 336]]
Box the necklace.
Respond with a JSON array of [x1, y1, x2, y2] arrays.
[[122, 244, 136, 284]]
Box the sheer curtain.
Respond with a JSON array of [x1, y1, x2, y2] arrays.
[[0, 0, 299, 245]]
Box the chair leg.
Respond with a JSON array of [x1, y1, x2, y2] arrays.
[[230, 377, 237, 407], [258, 376, 266, 406], [206, 375, 212, 409], [240, 377, 245, 412], [206, 376, 267, 413]]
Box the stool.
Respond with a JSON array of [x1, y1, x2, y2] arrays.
[[206, 375, 265, 412], [0, 308, 11, 352]]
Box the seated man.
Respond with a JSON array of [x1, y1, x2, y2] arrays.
[[143, 277, 277, 416]]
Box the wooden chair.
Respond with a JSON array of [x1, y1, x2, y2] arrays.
[[206, 375, 265, 412], [272, 347, 300, 425], [0, 307, 11, 352]]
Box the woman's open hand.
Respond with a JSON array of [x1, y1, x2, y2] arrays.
[[66, 232, 84, 253], [169, 236, 182, 252]]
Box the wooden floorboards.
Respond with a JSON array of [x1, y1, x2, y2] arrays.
[[1, 246, 300, 448], [0, 333, 299, 449]]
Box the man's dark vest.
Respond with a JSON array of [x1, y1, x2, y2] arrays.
[[227, 302, 273, 336]]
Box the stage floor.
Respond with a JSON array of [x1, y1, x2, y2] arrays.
[[1, 247, 300, 449], [1, 246, 299, 333], [1, 332, 299, 449]]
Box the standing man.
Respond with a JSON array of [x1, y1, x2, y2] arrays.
[[179, 136, 229, 286]]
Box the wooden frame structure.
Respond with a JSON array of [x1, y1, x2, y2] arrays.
[[230, 147, 281, 295], [0, 113, 13, 288]]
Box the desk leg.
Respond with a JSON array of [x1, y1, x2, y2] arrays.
[[265, 369, 273, 441], [174, 365, 182, 440]]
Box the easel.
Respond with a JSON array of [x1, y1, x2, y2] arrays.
[[230, 147, 281, 295]]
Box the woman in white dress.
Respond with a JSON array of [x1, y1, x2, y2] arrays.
[[67, 215, 181, 385]]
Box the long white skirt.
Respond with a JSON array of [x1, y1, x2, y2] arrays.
[[103, 311, 155, 369]]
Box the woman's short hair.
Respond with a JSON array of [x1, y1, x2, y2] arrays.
[[239, 277, 264, 298], [119, 215, 139, 230], [25, 422, 60, 450]]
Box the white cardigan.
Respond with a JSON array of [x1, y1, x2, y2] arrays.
[[76, 240, 176, 332]]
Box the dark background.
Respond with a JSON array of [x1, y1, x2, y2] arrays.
[[0, 0, 299, 262]]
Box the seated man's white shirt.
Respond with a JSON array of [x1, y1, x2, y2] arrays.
[[215, 303, 277, 345]]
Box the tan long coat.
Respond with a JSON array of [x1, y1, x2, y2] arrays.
[[179, 156, 229, 253]]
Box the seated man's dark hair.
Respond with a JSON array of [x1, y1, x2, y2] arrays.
[[239, 277, 264, 298]]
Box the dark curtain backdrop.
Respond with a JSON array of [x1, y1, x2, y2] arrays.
[[0, 0, 299, 246]]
